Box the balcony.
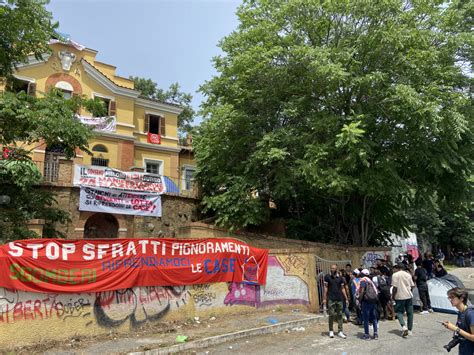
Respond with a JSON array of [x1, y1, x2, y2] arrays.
[[32, 159, 199, 198]]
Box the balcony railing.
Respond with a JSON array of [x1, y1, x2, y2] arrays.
[[32, 160, 199, 198]]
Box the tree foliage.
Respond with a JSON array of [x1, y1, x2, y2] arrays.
[[0, 89, 98, 242], [131, 76, 195, 136], [195, 0, 473, 246], [0, 0, 102, 241], [0, 0, 57, 77]]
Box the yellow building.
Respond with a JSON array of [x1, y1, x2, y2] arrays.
[[4, 39, 197, 238]]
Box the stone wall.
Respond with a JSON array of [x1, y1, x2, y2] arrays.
[[179, 223, 391, 269], [40, 186, 200, 239]]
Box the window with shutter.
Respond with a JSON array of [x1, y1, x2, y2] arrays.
[[7, 77, 30, 94], [148, 115, 159, 134], [146, 114, 165, 135], [108, 100, 116, 116], [93, 96, 110, 118], [27, 82, 36, 97], [144, 113, 150, 133], [160, 116, 166, 136]]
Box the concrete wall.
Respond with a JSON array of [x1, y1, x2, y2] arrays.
[[0, 253, 312, 348]]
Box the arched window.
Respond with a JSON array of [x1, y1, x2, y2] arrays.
[[55, 81, 74, 99], [92, 144, 108, 153]]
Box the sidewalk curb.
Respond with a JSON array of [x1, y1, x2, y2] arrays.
[[128, 315, 324, 355]]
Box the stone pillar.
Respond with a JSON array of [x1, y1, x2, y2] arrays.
[[169, 153, 180, 188], [27, 219, 45, 237], [307, 253, 319, 312], [58, 158, 73, 185]]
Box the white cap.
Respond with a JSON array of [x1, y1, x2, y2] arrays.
[[353, 269, 360, 275], [361, 269, 370, 276]]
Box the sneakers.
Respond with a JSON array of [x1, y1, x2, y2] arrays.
[[428, 308, 434, 313], [420, 310, 429, 314], [373, 333, 379, 340], [402, 325, 408, 337], [337, 331, 347, 339], [329, 331, 334, 338], [362, 334, 371, 340], [408, 330, 413, 336]]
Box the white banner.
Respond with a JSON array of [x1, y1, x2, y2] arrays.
[[79, 186, 162, 217], [77, 115, 116, 132], [74, 165, 166, 194]]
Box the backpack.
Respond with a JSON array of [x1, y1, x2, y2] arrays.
[[377, 276, 390, 297], [362, 278, 378, 303]]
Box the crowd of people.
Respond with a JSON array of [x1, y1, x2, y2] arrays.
[[451, 250, 474, 268], [320, 252, 451, 340]]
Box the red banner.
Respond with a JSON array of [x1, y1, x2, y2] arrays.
[[0, 238, 268, 293], [147, 133, 161, 144]]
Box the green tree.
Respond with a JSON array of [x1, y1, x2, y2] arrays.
[[131, 77, 195, 137], [195, 0, 473, 246], [0, 0, 105, 241], [0, 0, 57, 77]]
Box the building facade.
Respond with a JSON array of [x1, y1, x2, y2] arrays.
[[2, 39, 197, 239]]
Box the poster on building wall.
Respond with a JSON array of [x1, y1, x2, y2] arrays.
[[79, 186, 162, 217], [0, 238, 269, 293], [77, 115, 116, 132], [74, 165, 166, 194]]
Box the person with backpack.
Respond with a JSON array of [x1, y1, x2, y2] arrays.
[[359, 268, 379, 340], [442, 287, 474, 355], [374, 269, 391, 320], [392, 263, 415, 337]]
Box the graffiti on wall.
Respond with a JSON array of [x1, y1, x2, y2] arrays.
[[0, 253, 311, 344], [360, 251, 391, 268], [0, 289, 91, 323], [224, 256, 310, 307], [94, 286, 190, 328], [0, 286, 190, 328], [190, 284, 220, 308]]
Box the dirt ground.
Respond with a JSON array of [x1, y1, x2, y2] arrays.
[[2, 308, 314, 355]]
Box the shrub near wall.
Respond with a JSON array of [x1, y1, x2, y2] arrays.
[[0, 252, 313, 348]]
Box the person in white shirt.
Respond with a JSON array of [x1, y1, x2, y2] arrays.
[[391, 263, 415, 337]]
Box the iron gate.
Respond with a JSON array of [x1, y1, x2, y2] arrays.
[[315, 255, 351, 310]]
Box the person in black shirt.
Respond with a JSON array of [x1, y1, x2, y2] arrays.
[[414, 261, 433, 313], [435, 260, 448, 278], [323, 264, 349, 339], [442, 287, 474, 355], [422, 253, 435, 279]]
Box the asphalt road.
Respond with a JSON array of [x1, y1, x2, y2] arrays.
[[197, 267, 474, 355], [197, 311, 455, 355]]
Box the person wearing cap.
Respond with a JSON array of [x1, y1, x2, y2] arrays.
[[392, 263, 415, 337], [323, 264, 349, 339], [359, 268, 380, 340]]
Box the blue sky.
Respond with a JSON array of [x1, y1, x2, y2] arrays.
[[46, 0, 241, 124]]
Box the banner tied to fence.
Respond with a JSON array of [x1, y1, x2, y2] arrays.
[[0, 238, 268, 293], [74, 165, 166, 194]]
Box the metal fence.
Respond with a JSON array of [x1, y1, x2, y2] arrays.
[[315, 255, 352, 309]]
